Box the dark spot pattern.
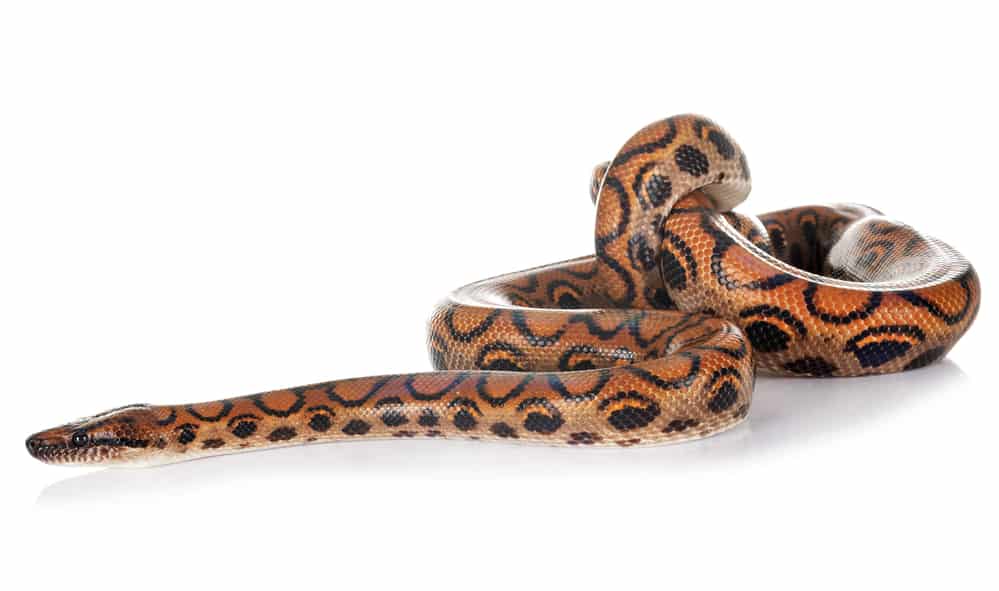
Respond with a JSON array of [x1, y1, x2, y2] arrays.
[[376, 397, 408, 427], [675, 144, 710, 176], [645, 174, 672, 206], [418, 409, 440, 427], [490, 422, 518, 438], [523, 413, 563, 434], [627, 234, 657, 272], [600, 391, 661, 431], [177, 424, 197, 445], [660, 231, 696, 291], [568, 432, 601, 445], [768, 227, 786, 254], [380, 411, 407, 427], [267, 427, 297, 442], [852, 340, 912, 368], [308, 413, 332, 432], [783, 357, 838, 376], [663, 418, 699, 434], [744, 321, 791, 353], [650, 288, 674, 309], [230, 417, 259, 439], [707, 129, 735, 159], [556, 292, 581, 309], [844, 325, 926, 368], [453, 409, 478, 431], [707, 383, 738, 414], [518, 398, 565, 434], [342, 420, 371, 436]]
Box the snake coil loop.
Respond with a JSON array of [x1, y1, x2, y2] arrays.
[[26, 115, 979, 466]]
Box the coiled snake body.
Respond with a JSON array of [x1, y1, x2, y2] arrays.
[[26, 115, 980, 466]]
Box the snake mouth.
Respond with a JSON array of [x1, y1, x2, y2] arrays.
[[27, 439, 70, 464], [25, 433, 125, 465], [26, 407, 155, 466], [27, 436, 83, 464]]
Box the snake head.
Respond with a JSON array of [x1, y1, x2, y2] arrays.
[[26, 404, 160, 466]]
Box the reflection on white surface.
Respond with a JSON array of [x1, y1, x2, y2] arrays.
[[36, 360, 967, 508]]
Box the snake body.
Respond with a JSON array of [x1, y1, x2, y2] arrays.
[[26, 115, 980, 466]]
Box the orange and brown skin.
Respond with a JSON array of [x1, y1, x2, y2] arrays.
[[662, 195, 979, 376], [25, 115, 979, 466]]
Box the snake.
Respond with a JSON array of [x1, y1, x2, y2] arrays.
[[25, 114, 980, 467]]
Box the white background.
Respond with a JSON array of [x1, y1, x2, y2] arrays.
[[2, 2, 996, 589]]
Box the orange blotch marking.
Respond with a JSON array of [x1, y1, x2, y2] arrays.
[[190, 400, 227, 419], [809, 284, 875, 316], [261, 389, 300, 413]]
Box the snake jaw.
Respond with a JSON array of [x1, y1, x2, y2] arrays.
[[26, 404, 158, 466]]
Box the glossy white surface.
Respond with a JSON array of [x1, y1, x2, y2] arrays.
[[2, 2, 995, 589]]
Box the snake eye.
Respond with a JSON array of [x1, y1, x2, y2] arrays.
[[71, 431, 89, 447]]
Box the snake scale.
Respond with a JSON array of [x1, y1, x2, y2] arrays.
[[26, 115, 980, 466]]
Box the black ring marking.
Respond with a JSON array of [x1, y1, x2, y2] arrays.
[[610, 117, 678, 168], [594, 174, 638, 306], [738, 305, 807, 353], [474, 341, 528, 371], [510, 310, 566, 347], [186, 401, 233, 423], [251, 390, 306, 418], [803, 284, 883, 325], [326, 375, 393, 408], [703, 212, 794, 291], [689, 324, 749, 360], [567, 313, 630, 341], [155, 407, 178, 427], [476, 374, 533, 407], [546, 369, 612, 402], [403, 373, 469, 401], [898, 272, 975, 326], [443, 307, 502, 342], [624, 352, 701, 390], [557, 345, 634, 371], [507, 273, 539, 294]]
